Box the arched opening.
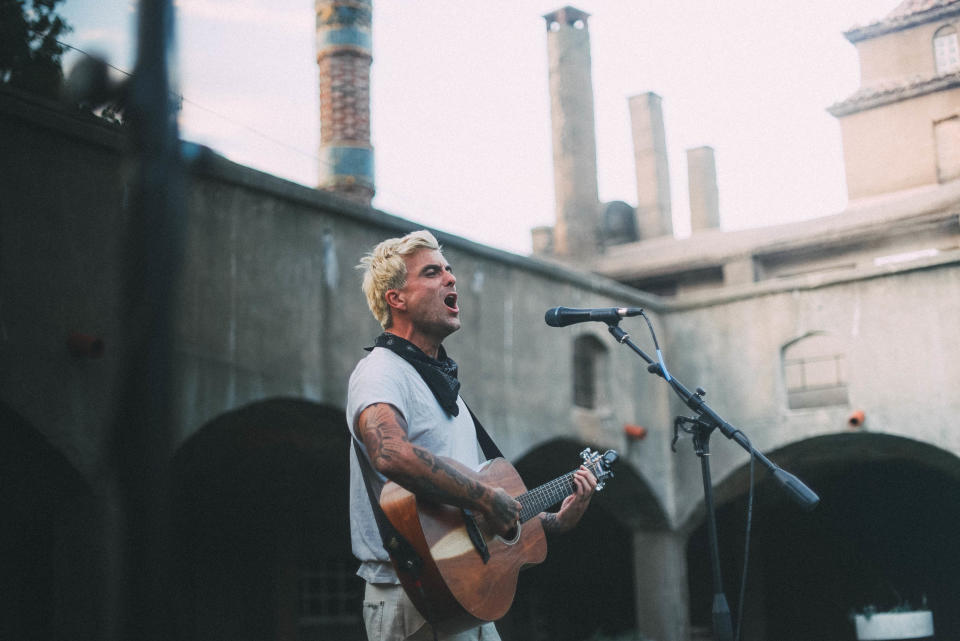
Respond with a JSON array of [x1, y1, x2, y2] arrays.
[[685, 433, 960, 641], [169, 398, 361, 641], [0, 403, 102, 641], [499, 438, 667, 641]]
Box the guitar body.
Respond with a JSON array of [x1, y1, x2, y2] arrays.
[[379, 457, 547, 634]]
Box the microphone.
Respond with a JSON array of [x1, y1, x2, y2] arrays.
[[545, 306, 644, 327]]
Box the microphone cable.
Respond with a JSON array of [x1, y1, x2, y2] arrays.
[[638, 310, 672, 382], [638, 309, 756, 641], [732, 435, 755, 641]]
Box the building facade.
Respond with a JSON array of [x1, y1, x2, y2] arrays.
[[1, 2, 959, 641]]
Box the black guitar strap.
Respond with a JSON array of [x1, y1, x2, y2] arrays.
[[465, 402, 504, 460], [353, 400, 503, 565], [352, 438, 423, 575]]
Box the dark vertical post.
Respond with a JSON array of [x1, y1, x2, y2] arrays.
[[106, 0, 185, 639]]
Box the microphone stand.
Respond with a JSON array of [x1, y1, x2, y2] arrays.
[[604, 321, 819, 641]]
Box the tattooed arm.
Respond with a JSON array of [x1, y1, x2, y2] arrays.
[[356, 402, 520, 536], [538, 466, 597, 535]]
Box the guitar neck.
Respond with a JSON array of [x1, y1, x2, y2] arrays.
[[515, 471, 577, 523]]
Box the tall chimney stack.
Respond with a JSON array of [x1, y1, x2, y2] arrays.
[[316, 0, 374, 205], [629, 92, 673, 240], [543, 6, 601, 259], [686, 146, 720, 232]]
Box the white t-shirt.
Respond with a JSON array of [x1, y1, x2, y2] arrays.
[[346, 346, 483, 584]]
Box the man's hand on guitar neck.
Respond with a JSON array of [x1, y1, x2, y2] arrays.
[[539, 466, 598, 535], [356, 403, 521, 537]]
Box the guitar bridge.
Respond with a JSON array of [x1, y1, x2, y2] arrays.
[[461, 509, 491, 564]]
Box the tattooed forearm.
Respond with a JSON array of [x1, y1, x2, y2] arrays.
[[408, 446, 488, 501], [357, 403, 491, 509]]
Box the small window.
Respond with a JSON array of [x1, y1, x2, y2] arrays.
[[934, 25, 960, 74], [782, 333, 849, 410], [298, 558, 362, 628], [573, 335, 607, 409]]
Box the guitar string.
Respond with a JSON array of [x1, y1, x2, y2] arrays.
[[517, 472, 577, 522]]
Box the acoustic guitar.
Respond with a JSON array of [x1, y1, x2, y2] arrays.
[[379, 448, 618, 634]]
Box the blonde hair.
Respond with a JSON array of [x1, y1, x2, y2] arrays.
[[359, 230, 441, 329]]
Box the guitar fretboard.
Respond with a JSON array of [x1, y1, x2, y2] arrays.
[[516, 471, 577, 523]]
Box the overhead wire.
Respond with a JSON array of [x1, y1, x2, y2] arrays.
[[56, 37, 333, 172]]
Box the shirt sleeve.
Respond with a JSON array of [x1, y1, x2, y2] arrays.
[[346, 352, 410, 439]]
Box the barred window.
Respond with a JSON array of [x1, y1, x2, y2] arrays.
[[298, 558, 362, 628], [783, 333, 849, 410]]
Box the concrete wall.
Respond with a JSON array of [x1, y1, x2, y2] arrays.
[[661, 258, 960, 528]]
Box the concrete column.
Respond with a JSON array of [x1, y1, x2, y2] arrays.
[[687, 146, 720, 233], [316, 0, 374, 205], [723, 256, 756, 286], [543, 6, 601, 259], [629, 92, 673, 240], [633, 530, 690, 641]]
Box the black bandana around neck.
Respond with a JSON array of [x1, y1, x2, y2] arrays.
[[367, 333, 461, 416]]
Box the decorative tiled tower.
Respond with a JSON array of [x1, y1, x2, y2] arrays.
[[543, 6, 602, 259], [316, 0, 374, 205]]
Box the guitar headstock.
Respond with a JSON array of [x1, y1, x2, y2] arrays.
[[580, 448, 619, 491]]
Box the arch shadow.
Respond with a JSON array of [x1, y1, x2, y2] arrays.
[[684, 432, 960, 641], [169, 397, 362, 641], [0, 403, 101, 641]]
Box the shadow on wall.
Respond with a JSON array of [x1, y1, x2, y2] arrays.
[[168, 397, 363, 641], [686, 433, 960, 641], [0, 403, 103, 641]]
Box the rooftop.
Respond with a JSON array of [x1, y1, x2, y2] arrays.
[[844, 0, 960, 42], [590, 178, 960, 284], [828, 70, 960, 116]]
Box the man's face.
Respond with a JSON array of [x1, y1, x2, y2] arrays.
[[396, 248, 460, 339]]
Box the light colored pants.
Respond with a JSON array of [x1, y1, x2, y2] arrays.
[[363, 582, 502, 641]]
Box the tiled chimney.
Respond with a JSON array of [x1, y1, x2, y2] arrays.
[[543, 6, 601, 259], [686, 146, 720, 232], [629, 92, 673, 239], [316, 0, 374, 205]]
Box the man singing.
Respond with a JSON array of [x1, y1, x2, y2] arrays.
[[346, 230, 596, 641]]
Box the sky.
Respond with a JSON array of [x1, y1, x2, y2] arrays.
[[58, 0, 903, 255]]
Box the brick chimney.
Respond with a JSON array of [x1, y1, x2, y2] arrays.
[[543, 6, 601, 259], [686, 146, 720, 232], [316, 0, 374, 205], [629, 92, 673, 239]]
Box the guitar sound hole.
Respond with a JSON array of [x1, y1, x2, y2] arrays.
[[498, 524, 521, 545]]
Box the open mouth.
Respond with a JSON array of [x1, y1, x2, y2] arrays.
[[444, 293, 459, 312]]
